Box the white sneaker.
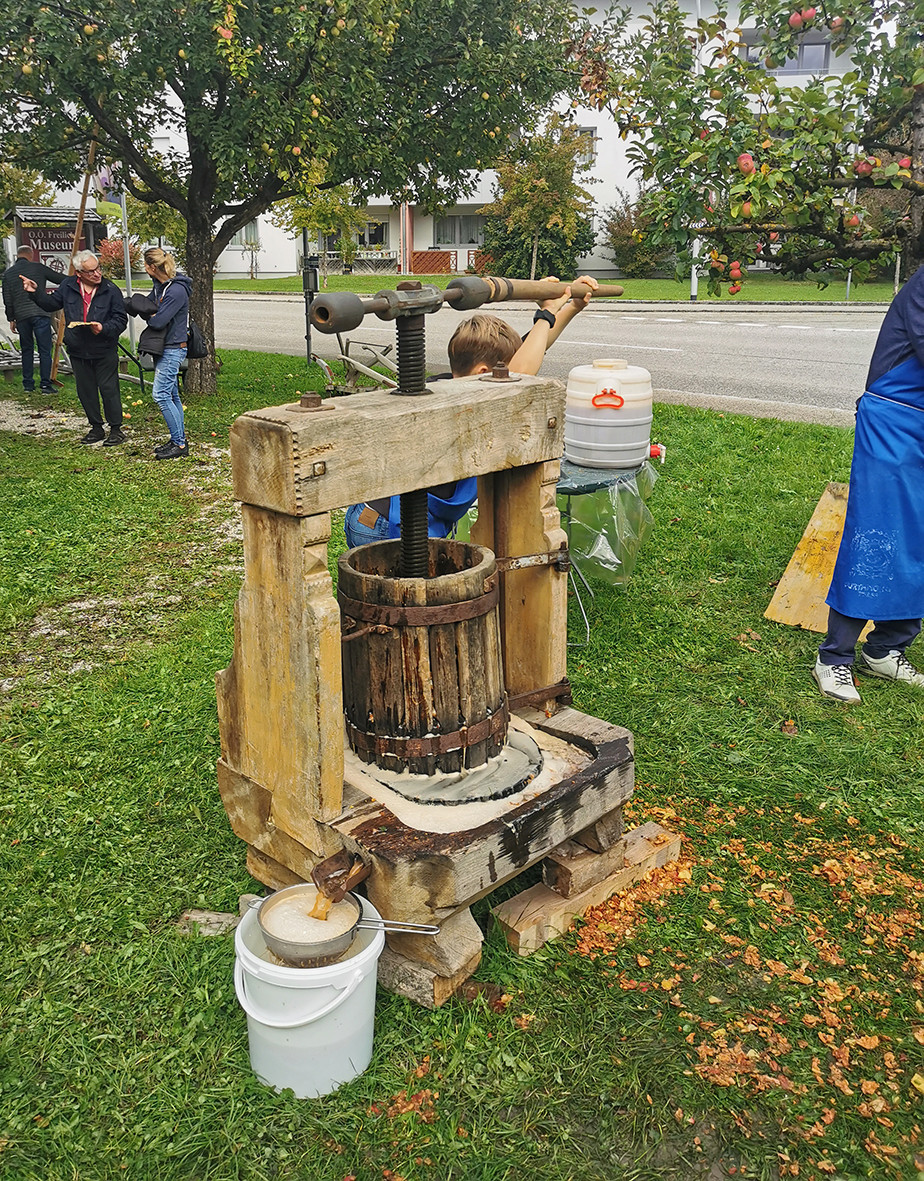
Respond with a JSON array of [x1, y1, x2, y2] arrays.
[[813, 658, 861, 703], [858, 648, 924, 687]]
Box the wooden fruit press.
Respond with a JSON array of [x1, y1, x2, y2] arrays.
[[216, 277, 680, 1007]]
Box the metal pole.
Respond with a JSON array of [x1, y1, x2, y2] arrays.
[[120, 190, 135, 348], [301, 228, 319, 367]]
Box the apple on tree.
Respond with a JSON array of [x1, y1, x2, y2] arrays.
[[737, 152, 756, 175]]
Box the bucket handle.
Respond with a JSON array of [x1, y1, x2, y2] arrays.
[[234, 962, 365, 1029], [592, 390, 625, 409]]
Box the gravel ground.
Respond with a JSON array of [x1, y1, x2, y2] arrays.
[[0, 396, 85, 436]]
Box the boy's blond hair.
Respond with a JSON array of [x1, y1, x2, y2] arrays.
[[448, 314, 523, 377]]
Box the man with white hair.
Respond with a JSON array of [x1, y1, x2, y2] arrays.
[[1, 245, 62, 394], [22, 250, 128, 445]]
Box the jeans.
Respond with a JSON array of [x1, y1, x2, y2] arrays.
[[19, 316, 53, 390], [819, 607, 922, 665], [151, 347, 186, 444], [344, 503, 393, 548]]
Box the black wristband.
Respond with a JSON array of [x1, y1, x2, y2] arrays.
[[533, 309, 556, 328]]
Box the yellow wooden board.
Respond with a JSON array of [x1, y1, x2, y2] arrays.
[[765, 481, 868, 636]]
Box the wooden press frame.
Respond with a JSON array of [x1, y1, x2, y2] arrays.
[[215, 372, 571, 881]]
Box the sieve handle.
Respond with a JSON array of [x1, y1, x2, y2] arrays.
[[355, 919, 441, 935], [234, 962, 364, 1028]]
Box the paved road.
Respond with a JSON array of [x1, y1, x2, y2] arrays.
[[214, 293, 887, 427]]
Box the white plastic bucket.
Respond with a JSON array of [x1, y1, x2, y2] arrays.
[[234, 895, 385, 1098], [564, 358, 653, 469]]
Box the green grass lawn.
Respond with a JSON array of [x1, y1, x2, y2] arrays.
[[1, 356, 923, 1181], [208, 271, 895, 303]]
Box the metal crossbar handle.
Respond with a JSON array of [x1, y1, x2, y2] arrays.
[[310, 276, 624, 335]]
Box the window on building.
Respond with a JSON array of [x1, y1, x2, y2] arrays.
[[230, 219, 260, 247], [358, 220, 387, 248], [434, 215, 485, 246], [740, 30, 830, 74], [576, 127, 598, 168]]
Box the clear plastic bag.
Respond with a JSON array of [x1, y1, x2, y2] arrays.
[[558, 460, 658, 586]]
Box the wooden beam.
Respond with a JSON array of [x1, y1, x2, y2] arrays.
[[493, 822, 682, 955], [229, 374, 566, 517]]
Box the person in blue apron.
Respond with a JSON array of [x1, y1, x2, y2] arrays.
[[814, 264, 924, 702], [344, 276, 598, 547]]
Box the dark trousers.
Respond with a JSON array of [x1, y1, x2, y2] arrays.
[[19, 316, 53, 390], [819, 607, 922, 665], [71, 352, 122, 431]]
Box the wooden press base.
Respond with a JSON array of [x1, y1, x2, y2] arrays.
[[231, 706, 683, 1007]]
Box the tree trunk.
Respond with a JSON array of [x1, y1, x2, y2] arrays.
[[185, 213, 218, 395], [529, 230, 539, 281]]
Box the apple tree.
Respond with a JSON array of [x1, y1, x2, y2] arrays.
[[574, 0, 924, 295], [1, 0, 586, 389]]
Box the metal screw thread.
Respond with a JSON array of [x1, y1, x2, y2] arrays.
[[400, 489, 429, 578], [396, 314, 427, 396]]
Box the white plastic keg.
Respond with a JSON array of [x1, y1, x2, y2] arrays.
[[563, 358, 653, 469]]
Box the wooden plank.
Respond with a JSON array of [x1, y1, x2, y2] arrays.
[[216, 760, 325, 879], [519, 706, 634, 759], [573, 806, 626, 853], [765, 481, 869, 637], [385, 907, 483, 977], [471, 461, 567, 701], [493, 822, 682, 955], [542, 832, 626, 897], [230, 374, 566, 518], [215, 506, 346, 847], [245, 845, 307, 892], [176, 909, 239, 937], [377, 946, 482, 1009]]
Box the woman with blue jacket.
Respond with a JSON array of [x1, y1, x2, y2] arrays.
[[133, 248, 192, 459]]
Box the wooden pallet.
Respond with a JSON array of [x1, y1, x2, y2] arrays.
[[493, 821, 682, 955]]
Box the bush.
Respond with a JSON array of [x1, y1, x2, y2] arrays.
[[600, 189, 673, 279], [478, 217, 596, 279], [97, 237, 141, 279]]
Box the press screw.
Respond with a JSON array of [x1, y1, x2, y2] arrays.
[[312, 461, 326, 476], [548, 416, 557, 429]]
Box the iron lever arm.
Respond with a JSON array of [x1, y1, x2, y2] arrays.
[[310, 276, 624, 334]]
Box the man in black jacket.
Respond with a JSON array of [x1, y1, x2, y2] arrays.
[[22, 250, 128, 446], [2, 246, 63, 394]]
